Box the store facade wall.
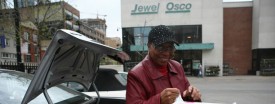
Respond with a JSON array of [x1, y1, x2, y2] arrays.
[[223, 3, 253, 75], [252, 0, 275, 49], [252, 0, 275, 75], [121, 0, 224, 76]]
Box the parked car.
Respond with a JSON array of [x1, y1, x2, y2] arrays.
[[0, 69, 94, 104], [118, 71, 128, 81], [0, 29, 129, 104], [64, 68, 128, 99], [84, 68, 127, 99]]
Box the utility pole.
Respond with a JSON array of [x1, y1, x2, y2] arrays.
[[13, 0, 24, 72]]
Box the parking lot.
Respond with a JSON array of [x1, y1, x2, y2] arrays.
[[104, 65, 275, 104], [188, 76, 275, 104]]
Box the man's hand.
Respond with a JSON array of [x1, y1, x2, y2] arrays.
[[182, 86, 201, 101], [160, 88, 180, 104]]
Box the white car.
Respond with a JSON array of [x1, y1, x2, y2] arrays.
[[83, 68, 127, 99], [65, 68, 128, 99]]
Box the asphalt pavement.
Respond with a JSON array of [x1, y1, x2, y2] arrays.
[[188, 76, 275, 104], [101, 65, 275, 104]]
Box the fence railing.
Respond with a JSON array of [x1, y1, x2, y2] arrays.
[[0, 62, 38, 74]]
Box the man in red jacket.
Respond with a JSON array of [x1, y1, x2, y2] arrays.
[[126, 25, 201, 104]]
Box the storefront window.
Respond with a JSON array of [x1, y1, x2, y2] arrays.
[[133, 27, 150, 45], [122, 25, 202, 69], [170, 25, 202, 44], [123, 25, 202, 46]]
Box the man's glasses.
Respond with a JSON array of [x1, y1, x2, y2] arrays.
[[152, 44, 176, 53]]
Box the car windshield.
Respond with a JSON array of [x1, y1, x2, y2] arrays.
[[0, 70, 92, 104], [115, 72, 128, 86], [63, 67, 127, 92]]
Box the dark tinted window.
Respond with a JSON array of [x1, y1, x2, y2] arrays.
[[89, 68, 126, 91]]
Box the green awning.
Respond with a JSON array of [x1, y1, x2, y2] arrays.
[[130, 45, 148, 51], [130, 43, 214, 51], [176, 43, 214, 50]]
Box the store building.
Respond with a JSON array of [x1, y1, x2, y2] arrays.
[[121, 0, 275, 76]]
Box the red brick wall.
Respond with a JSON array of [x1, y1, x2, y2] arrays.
[[223, 7, 252, 75], [63, 2, 80, 17], [20, 26, 38, 62]]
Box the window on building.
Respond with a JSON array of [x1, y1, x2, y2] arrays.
[[34, 54, 39, 62], [28, 43, 31, 54], [122, 25, 203, 63], [124, 25, 202, 46], [5, 38, 9, 47], [133, 27, 150, 46], [25, 55, 31, 62], [14, 40, 16, 47], [170, 25, 202, 44], [1, 52, 16, 59], [33, 34, 38, 42], [73, 14, 79, 21], [23, 32, 29, 41], [12, 53, 17, 59], [65, 10, 73, 21], [1, 52, 9, 58], [34, 45, 38, 54], [18, 0, 24, 7], [28, 0, 35, 6]]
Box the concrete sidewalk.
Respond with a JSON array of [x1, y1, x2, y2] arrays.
[[101, 65, 275, 104]]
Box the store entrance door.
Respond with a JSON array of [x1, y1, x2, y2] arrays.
[[181, 59, 201, 76], [182, 59, 192, 75]]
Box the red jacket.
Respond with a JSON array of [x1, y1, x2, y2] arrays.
[[126, 56, 190, 104]]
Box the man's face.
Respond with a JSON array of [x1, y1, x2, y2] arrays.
[[148, 42, 175, 66]]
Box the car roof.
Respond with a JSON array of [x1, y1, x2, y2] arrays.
[[98, 68, 119, 74], [22, 29, 129, 104]]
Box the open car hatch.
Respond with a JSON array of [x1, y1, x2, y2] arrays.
[[22, 29, 129, 104]]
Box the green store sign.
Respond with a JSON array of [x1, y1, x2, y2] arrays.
[[131, 2, 192, 15]]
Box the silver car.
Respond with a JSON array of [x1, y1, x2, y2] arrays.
[[0, 69, 94, 104], [0, 29, 129, 104]]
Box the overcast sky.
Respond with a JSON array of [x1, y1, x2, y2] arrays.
[[66, 0, 252, 39]]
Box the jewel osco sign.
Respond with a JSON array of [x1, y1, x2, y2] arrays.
[[131, 2, 192, 15]]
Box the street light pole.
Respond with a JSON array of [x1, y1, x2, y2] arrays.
[[13, 0, 24, 71]]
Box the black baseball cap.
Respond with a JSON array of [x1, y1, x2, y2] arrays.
[[148, 25, 179, 46]]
